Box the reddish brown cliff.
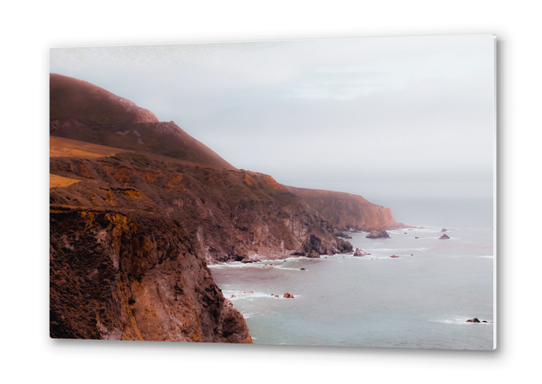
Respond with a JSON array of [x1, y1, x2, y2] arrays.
[[286, 186, 403, 231], [50, 149, 352, 264], [50, 207, 251, 342]]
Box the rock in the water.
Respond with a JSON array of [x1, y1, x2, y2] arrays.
[[231, 295, 236, 298], [366, 230, 390, 239], [439, 234, 450, 240], [307, 249, 321, 258], [441, 228, 447, 232], [335, 231, 352, 239], [390, 255, 399, 258], [466, 318, 481, 323], [415, 237, 419, 239], [353, 248, 368, 257], [300, 268, 306, 271], [283, 293, 294, 298]]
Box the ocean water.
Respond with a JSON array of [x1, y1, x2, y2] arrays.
[[210, 197, 495, 350]]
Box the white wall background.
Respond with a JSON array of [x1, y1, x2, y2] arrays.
[[1, 1, 539, 382]]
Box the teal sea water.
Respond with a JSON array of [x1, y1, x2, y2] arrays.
[[210, 197, 495, 350]]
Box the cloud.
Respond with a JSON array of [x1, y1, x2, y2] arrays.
[[50, 34, 495, 197]]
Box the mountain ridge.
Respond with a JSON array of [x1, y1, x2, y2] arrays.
[[50, 73, 159, 125]]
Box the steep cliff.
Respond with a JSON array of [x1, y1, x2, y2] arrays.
[[286, 186, 403, 231], [50, 143, 352, 264], [50, 206, 251, 342]]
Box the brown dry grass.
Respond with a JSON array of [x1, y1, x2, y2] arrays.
[[50, 174, 81, 188], [50, 136, 123, 158]]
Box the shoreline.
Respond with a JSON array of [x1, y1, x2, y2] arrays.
[[205, 224, 439, 266]]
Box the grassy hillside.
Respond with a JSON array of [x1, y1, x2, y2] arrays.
[[50, 73, 158, 126], [50, 74, 235, 169]]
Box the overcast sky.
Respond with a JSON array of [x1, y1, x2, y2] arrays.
[[50, 35, 495, 200]]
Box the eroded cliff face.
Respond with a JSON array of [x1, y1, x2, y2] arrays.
[[50, 151, 352, 266], [286, 186, 403, 231], [49, 148, 352, 340], [50, 206, 252, 342]]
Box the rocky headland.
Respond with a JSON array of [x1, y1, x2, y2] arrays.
[[49, 73, 403, 342], [285, 186, 403, 232]]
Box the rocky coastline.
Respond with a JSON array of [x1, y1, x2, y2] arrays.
[[49, 73, 403, 342]]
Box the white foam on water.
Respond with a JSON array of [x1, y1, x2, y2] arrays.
[[208, 261, 280, 269], [208, 262, 258, 269], [350, 255, 406, 261], [275, 265, 306, 271], [283, 256, 309, 261], [430, 317, 494, 326], [363, 247, 430, 253], [450, 253, 494, 259], [408, 228, 445, 233], [208, 256, 311, 269], [242, 312, 257, 319], [224, 290, 302, 301]]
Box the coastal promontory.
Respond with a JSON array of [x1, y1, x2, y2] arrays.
[[49, 73, 402, 341]]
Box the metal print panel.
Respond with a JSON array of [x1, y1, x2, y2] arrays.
[[49, 34, 496, 349]]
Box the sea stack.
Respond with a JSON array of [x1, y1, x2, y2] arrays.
[[439, 234, 450, 240], [366, 230, 390, 239], [353, 248, 367, 257], [307, 250, 321, 258]]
